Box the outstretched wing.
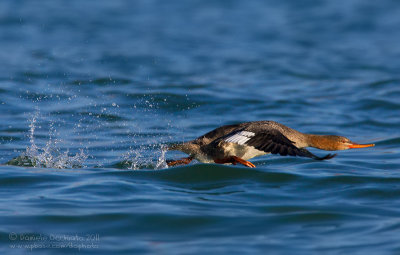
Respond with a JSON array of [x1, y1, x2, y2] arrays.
[[222, 129, 336, 160]]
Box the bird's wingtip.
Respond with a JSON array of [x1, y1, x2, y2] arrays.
[[315, 153, 337, 160]]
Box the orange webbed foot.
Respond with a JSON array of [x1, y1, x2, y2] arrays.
[[214, 156, 256, 168], [166, 157, 193, 167], [231, 156, 256, 168]]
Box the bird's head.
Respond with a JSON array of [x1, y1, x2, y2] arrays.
[[319, 135, 375, 151]]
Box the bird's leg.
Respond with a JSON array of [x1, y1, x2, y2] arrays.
[[214, 156, 256, 168], [166, 157, 193, 167]]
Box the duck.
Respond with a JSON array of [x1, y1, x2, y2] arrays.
[[166, 120, 374, 168]]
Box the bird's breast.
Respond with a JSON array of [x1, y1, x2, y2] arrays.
[[221, 142, 266, 160], [193, 153, 215, 163]]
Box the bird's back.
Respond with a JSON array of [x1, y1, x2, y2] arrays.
[[192, 123, 241, 146], [193, 120, 307, 147]]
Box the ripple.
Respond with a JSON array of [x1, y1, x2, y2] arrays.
[[377, 137, 400, 146], [355, 99, 400, 110], [69, 77, 132, 86], [367, 79, 400, 88]]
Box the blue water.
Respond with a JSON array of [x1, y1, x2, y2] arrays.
[[1, 0, 400, 254]]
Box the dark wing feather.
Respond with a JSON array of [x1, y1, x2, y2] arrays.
[[193, 124, 241, 145], [296, 148, 337, 160], [243, 130, 336, 160]]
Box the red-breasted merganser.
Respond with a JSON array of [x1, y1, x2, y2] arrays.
[[166, 121, 374, 168]]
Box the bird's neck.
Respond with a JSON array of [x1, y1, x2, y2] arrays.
[[306, 134, 337, 151]]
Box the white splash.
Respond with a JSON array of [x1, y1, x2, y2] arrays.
[[18, 112, 88, 169], [155, 144, 168, 170], [122, 144, 168, 170]]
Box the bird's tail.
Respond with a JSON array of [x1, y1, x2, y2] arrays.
[[166, 143, 185, 151]]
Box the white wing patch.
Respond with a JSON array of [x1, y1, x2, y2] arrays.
[[224, 131, 255, 145]]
